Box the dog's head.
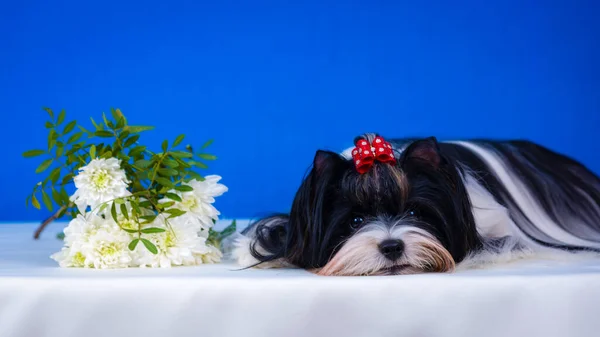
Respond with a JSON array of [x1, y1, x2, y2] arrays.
[[249, 135, 481, 276]]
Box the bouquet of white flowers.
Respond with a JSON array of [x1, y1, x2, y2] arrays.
[[23, 108, 235, 268]]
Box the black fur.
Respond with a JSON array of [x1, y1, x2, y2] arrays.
[[245, 136, 600, 272]]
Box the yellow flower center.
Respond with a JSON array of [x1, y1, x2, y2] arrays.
[[99, 243, 119, 257], [72, 252, 86, 267], [120, 218, 139, 231], [164, 231, 175, 248], [181, 195, 198, 211], [90, 169, 112, 191]]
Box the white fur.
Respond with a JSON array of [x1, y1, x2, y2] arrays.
[[453, 141, 600, 249], [231, 234, 292, 269], [236, 140, 600, 274], [319, 219, 454, 276], [458, 237, 600, 271]]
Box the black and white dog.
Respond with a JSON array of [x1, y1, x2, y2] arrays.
[[232, 135, 600, 276]]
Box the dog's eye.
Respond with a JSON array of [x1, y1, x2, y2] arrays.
[[350, 216, 364, 229], [408, 209, 419, 217]]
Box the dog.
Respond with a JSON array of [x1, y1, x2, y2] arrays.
[[232, 134, 600, 275]]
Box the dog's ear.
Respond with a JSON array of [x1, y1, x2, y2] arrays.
[[401, 137, 442, 168], [313, 150, 345, 175], [283, 150, 347, 268]]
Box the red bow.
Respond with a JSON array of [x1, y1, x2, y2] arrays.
[[351, 136, 396, 174]]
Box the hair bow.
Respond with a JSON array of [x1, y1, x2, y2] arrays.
[[351, 136, 396, 174]]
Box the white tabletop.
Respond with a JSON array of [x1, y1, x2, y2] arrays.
[[2, 222, 600, 337]]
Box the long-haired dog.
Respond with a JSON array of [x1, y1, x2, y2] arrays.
[[232, 135, 600, 276]]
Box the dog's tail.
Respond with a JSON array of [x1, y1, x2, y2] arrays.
[[230, 214, 292, 268]]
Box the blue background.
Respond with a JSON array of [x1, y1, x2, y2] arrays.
[[2, 0, 599, 222]]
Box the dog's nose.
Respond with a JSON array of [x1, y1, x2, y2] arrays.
[[379, 240, 404, 261]]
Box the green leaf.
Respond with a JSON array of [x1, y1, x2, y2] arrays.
[[130, 200, 141, 215], [116, 116, 125, 129], [119, 129, 130, 140], [61, 173, 74, 186], [35, 158, 54, 173], [45, 121, 53, 128], [44, 107, 54, 118], [174, 157, 191, 168], [56, 232, 65, 240], [173, 134, 185, 147], [56, 143, 64, 157], [141, 227, 166, 234], [141, 238, 158, 254], [201, 139, 214, 149], [31, 194, 41, 209], [57, 110, 66, 125], [140, 214, 157, 223], [174, 185, 193, 192], [218, 220, 237, 240], [59, 187, 69, 203], [129, 146, 146, 157], [197, 153, 217, 160], [161, 140, 168, 152], [155, 177, 174, 188], [67, 132, 83, 144], [77, 125, 91, 134], [158, 168, 178, 176], [170, 151, 193, 158], [128, 239, 140, 251], [113, 109, 126, 129], [127, 125, 154, 133], [90, 117, 103, 131], [158, 201, 175, 209], [120, 203, 129, 220], [51, 187, 62, 205], [49, 167, 61, 184], [102, 112, 110, 128], [123, 134, 140, 148], [111, 203, 119, 224], [41, 190, 53, 211], [111, 107, 121, 120], [122, 228, 138, 234], [134, 159, 152, 168], [187, 171, 204, 181], [95, 130, 114, 138], [23, 149, 46, 157], [162, 159, 179, 168], [115, 108, 127, 124], [48, 129, 57, 151], [89, 144, 96, 158], [164, 208, 187, 218], [62, 121, 76, 134], [97, 203, 108, 214], [165, 192, 182, 202], [189, 161, 208, 169]]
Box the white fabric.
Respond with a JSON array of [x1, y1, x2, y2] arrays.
[[1, 222, 600, 337]]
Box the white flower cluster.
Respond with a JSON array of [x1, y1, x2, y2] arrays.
[[51, 158, 228, 268]]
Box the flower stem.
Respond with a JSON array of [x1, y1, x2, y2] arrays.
[[33, 204, 69, 239]]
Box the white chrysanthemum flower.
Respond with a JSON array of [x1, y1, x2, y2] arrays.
[[62, 214, 98, 247], [51, 247, 88, 268], [51, 213, 133, 269], [162, 175, 228, 229], [135, 215, 214, 268], [196, 244, 223, 264], [83, 221, 133, 269], [51, 214, 97, 267], [70, 157, 131, 213]]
